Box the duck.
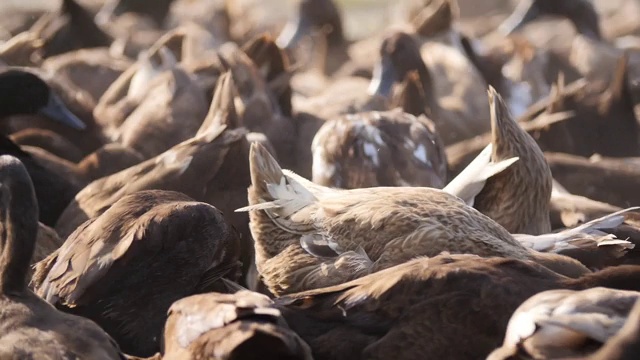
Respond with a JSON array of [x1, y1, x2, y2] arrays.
[[291, 30, 436, 179], [445, 86, 552, 235], [93, 44, 177, 136], [33, 189, 241, 357], [487, 287, 640, 359], [95, 46, 210, 159], [410, 0, 492, 143], [311, 108, 447, 189], [41, 47, 133, 106], [29, 0, 113, 59], [275, 253, 640, 360], [161, 290, 313, 360], [54, 112, 246, 239], [237, 139, 591, 296], [276, 0, 354, 78], [219, 41, 297, 169], [0, 155, 123, 359], [0, 68, 87, 226]]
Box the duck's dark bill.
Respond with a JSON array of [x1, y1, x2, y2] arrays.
[[276, 17, 311, 49], [498, 0, 541, 36], [39, 93, 86, 130], [368, 55, 395, 97]]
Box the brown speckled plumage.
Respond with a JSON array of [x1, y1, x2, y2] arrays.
[[311, 109, 447, 189], [241, 142, 538, 296], [474, 87, 552, 235]]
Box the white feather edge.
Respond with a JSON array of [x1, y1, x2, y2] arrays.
[[443, 143, 519, 206]]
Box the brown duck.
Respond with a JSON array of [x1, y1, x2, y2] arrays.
[[237, 141, 588, 296], [33, 190, 240, 357], [311, 109, 447, 189], [275, 253, 640, 360], [54, 116, 246, 239], [161, 291, 313, 360], [0, 155, 123, 359], [0, 68, 87, 226], [445, 86, 552, 235]]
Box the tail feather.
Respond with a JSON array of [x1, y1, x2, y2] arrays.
[[236, 143, 318, 232], [514, 207, 640, 253], [443, 143, 519, 206]]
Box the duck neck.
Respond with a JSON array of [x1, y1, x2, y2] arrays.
[[0, 178, 38, 294]]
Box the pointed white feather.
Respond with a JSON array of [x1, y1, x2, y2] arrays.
[[443, 143, 519, 206]]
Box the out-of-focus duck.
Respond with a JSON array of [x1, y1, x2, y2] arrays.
[[0, 69, 86, 226], [54, 115, 246, 239], [311, 109, 447, 189], [276, 0, 355, 78], [411, 0, 492, 143], [237, 141, 589, 296], [0, 155, 124, 359], [28, 0, 113, 59], [34, 190, 240, 357], [161, 291, 312, 360], [488, 287, 640, 359], [291, 30, 436, 179]]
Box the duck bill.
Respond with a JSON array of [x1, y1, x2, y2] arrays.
[[39, 93, 86, 130], [498, 0, 540, 36], [367, 55, 395, 97], [276, 17, 310, 50]]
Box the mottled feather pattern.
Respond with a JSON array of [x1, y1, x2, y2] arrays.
[[242, 143, 536, 295], [311, 109, 447, 189]]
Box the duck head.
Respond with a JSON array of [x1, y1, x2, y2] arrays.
[[276, 0, 344, 50], [0, 69, 85, 130], [499, 0, 602, 40], [96, 0, 176, 27], [368, 32, 432, 97]]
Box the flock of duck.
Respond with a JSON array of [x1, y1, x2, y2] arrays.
[[0, 0, 640, 358]]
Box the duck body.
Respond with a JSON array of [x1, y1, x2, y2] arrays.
[[276, 254, 640, 360], [0, 155, 123, 359], [34, 190, 240, 357], [241, 143, 539, 296], [0, 291, 124, 360]]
